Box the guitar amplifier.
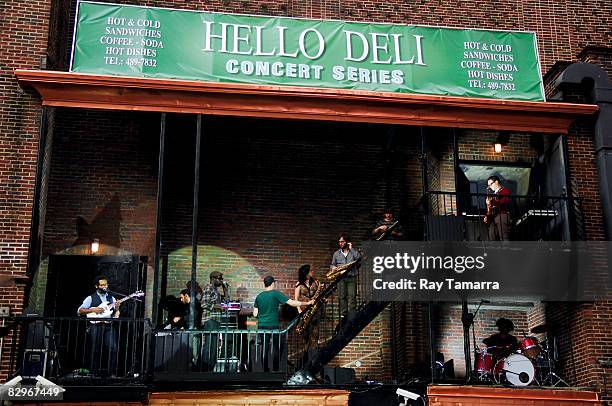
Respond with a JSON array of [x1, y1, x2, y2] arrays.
[[22, 349, 48, 378]]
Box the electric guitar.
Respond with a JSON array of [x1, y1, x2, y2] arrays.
[[484, 194, 494, 224], [86, 290, 145, 318]]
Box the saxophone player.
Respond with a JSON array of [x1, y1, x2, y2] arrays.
[[294, 264, 321, 313], [330, 233, 361, 315]]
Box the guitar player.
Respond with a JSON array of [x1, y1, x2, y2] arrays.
[[77, 275, 119, 377], [484, 175, 511, 241]]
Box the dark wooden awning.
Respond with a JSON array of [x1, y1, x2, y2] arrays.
[[15, 69, 597, 133]]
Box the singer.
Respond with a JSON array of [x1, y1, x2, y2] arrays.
[[202, 271, 228, 322], [198, 271, 229, 371]]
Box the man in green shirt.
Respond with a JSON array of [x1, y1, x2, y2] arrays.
[[253, 276, 313, 371]]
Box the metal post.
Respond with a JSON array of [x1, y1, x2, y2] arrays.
[[428, 302, 436, 383], [453, 128, 460, 202], [390, 303, 398, 379], [420, 127, 429, 215], [189, 115, 202, 329], [151, 113, 166, 327], [421, 128, 438, 383], [384, 127, 396, 206], [461, 300, 472, 381], [25, 106, 49, 299], [561, 135, 578, 240]]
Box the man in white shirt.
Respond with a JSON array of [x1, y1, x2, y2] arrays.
[[77, 275, 118, 376]]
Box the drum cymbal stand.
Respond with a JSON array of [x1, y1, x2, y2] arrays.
[[541, 335, 569, 387]]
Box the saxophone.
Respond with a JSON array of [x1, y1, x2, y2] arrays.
[[297, 260, 359, 335], [296, 300, 320, 335], [325, 259, 359, 281]]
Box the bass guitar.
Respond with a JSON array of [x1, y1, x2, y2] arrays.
[[86, 290, 145, 318], [376, 220, 400, 241]]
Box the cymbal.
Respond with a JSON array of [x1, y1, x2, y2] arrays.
[[531, 324, 554, 334]]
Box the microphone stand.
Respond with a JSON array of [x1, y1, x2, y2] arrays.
[[461, 301, 472, 382], [107, 289, 126, 298], [462, 299, 488, 383]]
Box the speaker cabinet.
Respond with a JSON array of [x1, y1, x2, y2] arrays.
[[22, 349, 48, 378], [323, 367, 355, 384]]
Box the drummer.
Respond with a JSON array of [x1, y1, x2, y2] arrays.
[[483, 317, 518, 358]]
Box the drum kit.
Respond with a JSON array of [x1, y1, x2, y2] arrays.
[[474, 324, 569, 387]]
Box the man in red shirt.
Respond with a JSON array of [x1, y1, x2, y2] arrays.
[[484, 176, 511, 241]]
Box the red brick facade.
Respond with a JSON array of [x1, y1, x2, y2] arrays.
[[0, 0, 52, 374], [0, 0, 610, 394]]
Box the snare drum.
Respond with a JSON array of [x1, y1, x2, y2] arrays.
[[519, 336, 541, 359]]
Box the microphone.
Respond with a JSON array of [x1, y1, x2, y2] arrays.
[[480, 299, 491, 304]]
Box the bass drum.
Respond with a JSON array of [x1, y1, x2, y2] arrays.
[[494, 353, 535, 386]]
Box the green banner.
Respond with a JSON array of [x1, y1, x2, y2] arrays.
[[71, 2, 545, 101]]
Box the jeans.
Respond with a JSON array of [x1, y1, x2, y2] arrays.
[[89, 323, 117, 376], [338, 276, 357, 315], [199, 319, 220, 371], [488, 212, 510, 241]]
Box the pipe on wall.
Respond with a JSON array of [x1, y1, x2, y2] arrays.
[[556, 62, 612, 239]]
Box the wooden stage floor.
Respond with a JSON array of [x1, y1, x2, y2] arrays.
[[428, 385, 602, 406]]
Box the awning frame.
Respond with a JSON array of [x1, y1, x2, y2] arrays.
[[15, 69, 597, 133]]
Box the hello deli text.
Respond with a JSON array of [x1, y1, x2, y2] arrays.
[[201, 21, 426, 84]]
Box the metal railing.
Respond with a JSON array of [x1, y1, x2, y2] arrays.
[[5, 316, 152, 384], [153, 321, 296, 381], [5, 270, 377, 385], [151, 275, 364, 383], [423, 191, 585, 241]]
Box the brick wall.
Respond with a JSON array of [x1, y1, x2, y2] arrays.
[[0, 0, 50, 279], [432, 130, 540, 194], [542, 122, 610, 390], [42, 109, 160, 259], [37, 111, 425, 379], [0, 0, 53, 378]]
